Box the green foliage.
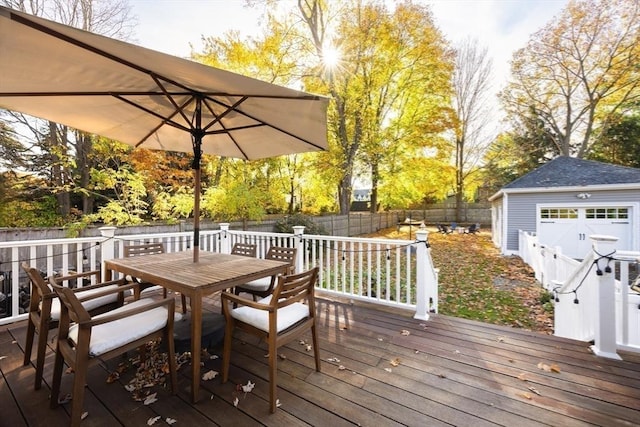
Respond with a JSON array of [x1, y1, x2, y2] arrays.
[[0, 197, 63, 227], [274, 213, 327, 235], [201, 181, 267, 222], [90, 166, 148, 225]]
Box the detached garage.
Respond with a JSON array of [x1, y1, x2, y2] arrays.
[[489, 157, 640, 259]]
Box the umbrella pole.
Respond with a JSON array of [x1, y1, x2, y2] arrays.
[[193, 166, 201, 263], [192, 99, 203, 263]]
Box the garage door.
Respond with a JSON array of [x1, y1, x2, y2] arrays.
[[538, 206, 631, 259]]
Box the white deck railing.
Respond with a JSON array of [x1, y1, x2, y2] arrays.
[[0, 224, 439, 325], [519, 230, 640, 358]]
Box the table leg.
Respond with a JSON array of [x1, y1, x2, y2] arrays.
[[190, 291, 202, 403]]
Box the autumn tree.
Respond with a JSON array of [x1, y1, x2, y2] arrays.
[[0, 0, 135, 217], [501, 0, 640, 158], [452, 37, 493, 221], [588, 101, 640, 167], [298, 0, 453, 214]]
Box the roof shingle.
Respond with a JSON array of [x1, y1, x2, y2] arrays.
[[503, 156, 640, 189]]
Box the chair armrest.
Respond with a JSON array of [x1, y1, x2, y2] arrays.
[[75, 283, 138, 303], [221, 291, 273, 311], [80, 298, 175, 329], [71, 278, 128, 294], [49, 276, 136, 303], [51, 270, 101, 284]]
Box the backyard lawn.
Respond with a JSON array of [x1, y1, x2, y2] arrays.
[[367, 226, 554, 334]]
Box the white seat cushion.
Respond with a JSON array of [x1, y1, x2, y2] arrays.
[[239, 277, 272, 292], [46, 285, 121, 321], [231, 295, 309, 333], [68, 299, 169, 356]]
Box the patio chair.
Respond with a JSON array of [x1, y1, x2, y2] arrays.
[[437, 224, 452, 234], [221, 266, 320, 413], [49, 279, 177, 427], [233, 246, 296, 301], [231, 242, 257, 257], [465, 223, 480, 234], [21, 262, 130, 390], [124, 242, 188, 314]]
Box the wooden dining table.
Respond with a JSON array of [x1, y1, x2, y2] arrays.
[[103, 250, 290, 403]]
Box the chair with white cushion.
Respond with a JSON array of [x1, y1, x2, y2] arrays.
[[20, 262, 129, 390], [49, 280, 177, 427], [233, 246, 296, 301], [221, 266, 320, 413]]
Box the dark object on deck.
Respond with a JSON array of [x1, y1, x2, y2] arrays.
[[173, 312, 226, 353]]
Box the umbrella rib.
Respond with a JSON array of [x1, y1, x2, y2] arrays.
[[206, 96, 326, 152]]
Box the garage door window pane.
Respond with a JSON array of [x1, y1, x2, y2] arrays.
[[585, 208, 628, 219], [541, 208, 577, 219]]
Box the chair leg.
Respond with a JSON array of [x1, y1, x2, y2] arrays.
[[221, 318, 234, 383], [165, 330, 178, 394], [33, 319, 50, 390], [70, 359, 88, 427], [268, 338, 278, 413], [50, 347, 65, 409], [181, 295, 187, 314], [311, 324, 321, 372], [22, 318, 35, 367]]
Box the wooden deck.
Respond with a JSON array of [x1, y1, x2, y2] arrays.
[[2, 293, 639, 426]]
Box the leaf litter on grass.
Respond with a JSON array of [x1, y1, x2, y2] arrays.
[[364, 227, 554, 334]]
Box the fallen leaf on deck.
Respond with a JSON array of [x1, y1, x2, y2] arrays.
[[299, 340, 306, 345], [497, 336, 505, 342], [390, 358, 401, 367], [338, 365, 346, 370], [57, 393, 72, 404], [401, 330, 410, 336], [233, 397, 239, 407], [306, 345, 312, 352], [550, 364, 561, 373], [143, 393, 158, 405], [147, 415, 161, 425], [106, 371, 120, 383], [242, 380, 255, 393], [81, 412, 88, 420], [328, 357, 341, 363], [517, 373, 528, 381], [276, 399, 282, 408], [517, 392, 533, 400], [166, 417, 177, 425], [384, 368, 392, 373], [528, 386, 541, 395], [0, 356, 7, 361], [202, 370, 218, 381]]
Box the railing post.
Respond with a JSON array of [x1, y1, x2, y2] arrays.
[[414, 229, 430, 320], [219, 223, 231, 254], [293, 226, 305, 274], [99, 226, 116, 282], [590, 235, 622, 360]]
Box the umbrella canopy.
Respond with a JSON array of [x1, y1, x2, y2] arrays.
[[0, 6, 328, 261]]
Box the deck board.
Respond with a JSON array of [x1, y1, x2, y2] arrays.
[[1, 295, 639, 426]]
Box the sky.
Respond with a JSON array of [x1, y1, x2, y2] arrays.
[[129, 0, 569, 95]]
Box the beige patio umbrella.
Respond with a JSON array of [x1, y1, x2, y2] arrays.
[[0, 6, 328, 262]]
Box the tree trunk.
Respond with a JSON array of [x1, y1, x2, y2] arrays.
[[370, 161, 379, 213]]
